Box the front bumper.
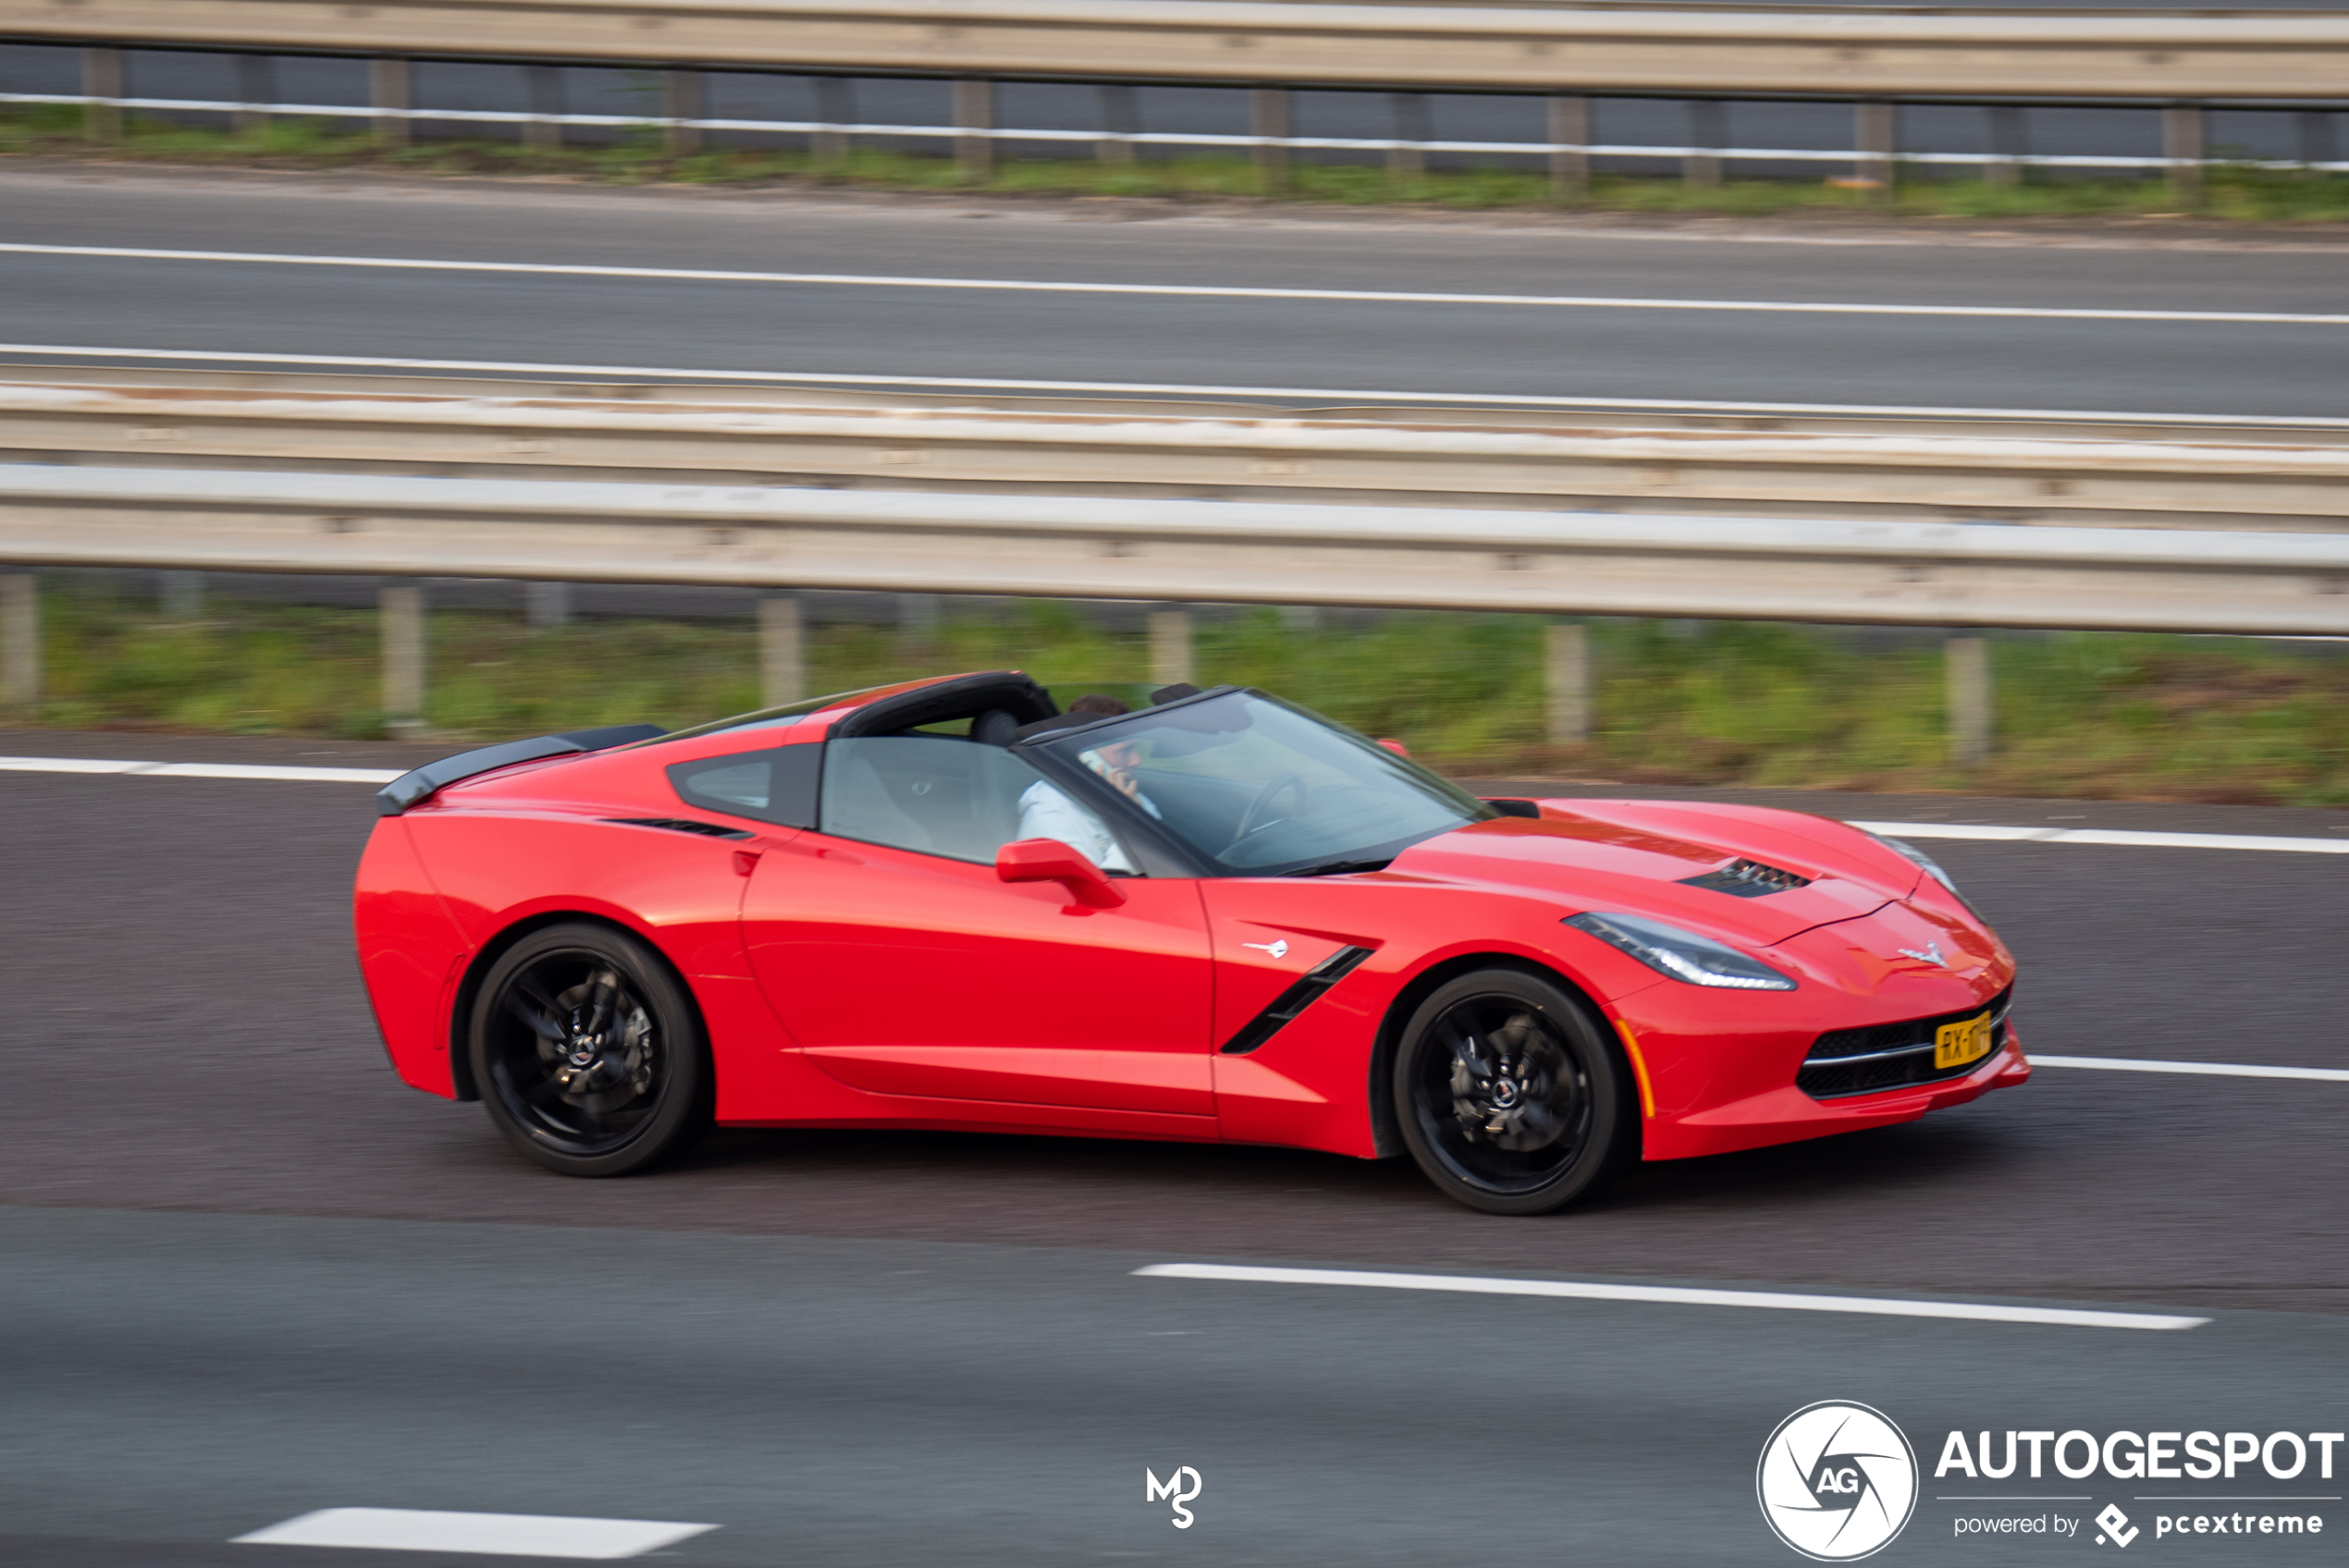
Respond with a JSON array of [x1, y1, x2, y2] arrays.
[[1619, 976, 2031, 1163], [1644, 1035, 2030, 1161]]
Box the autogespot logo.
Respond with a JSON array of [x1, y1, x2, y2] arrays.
[[1758, 1401, 1921, 1561]]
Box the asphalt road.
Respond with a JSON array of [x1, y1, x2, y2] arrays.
[[1, 734, 2343, 1562], [5, 169, 2349, 417], [5, 160, 2348, 1562]]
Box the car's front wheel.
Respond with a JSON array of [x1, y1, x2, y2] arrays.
[[1393, 968, 1631, 1216], [469, 923, 710, 1177]]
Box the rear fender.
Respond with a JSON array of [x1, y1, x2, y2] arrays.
[[352, 817, 472, 1098]]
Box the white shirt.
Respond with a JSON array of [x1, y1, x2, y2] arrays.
[[1015, 780, 1136, 875]]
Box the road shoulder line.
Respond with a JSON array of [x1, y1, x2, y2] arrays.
[[2032, 1054, 2349, 1083], [1135, 1263, 2207, 1329], [1848, 819, 2349, 854]]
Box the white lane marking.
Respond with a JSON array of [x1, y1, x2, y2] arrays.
[[3, 243, 2344, 327], [0, 755, 400, 783], [2033, 1054, 2349, 1084], [1135, 1262, 2205, 1329], [1849, 818, 2349, 854], [232, 1507, 717, 1559], [2, 342, 2342, 431]]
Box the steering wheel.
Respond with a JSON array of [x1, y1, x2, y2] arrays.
[[1229, 772, 1308, 849]]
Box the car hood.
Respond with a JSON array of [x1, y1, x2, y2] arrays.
[[1383, 801, 1919, 948]]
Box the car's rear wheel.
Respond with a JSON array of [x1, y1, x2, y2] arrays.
[[469, 923, 710, 1177], [1393, 969, 1630, 1216]]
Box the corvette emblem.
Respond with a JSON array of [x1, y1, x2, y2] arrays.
[[1895, 941, 1947, 967], [1241, 939, 1290, 960]]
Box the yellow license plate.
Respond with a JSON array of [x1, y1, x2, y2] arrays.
[[1935, 1011, 1995, 1071]]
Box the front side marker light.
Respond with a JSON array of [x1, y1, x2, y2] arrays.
[[1564, 912, 1797, 991]]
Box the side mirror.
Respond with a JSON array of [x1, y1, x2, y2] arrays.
[[996, 838, 1127, 908], [1375, 737, 1411, 759]]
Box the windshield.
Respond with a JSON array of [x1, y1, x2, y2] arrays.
[[1025, 690, 1491, 876]]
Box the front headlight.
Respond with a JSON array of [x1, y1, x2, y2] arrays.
[[1865, 831, 1968, 903], [1564, 912, 1797, 991]]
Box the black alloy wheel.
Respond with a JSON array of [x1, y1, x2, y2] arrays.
[[1393, 969, 1631, 1216], [469, 923, 711, 1177]]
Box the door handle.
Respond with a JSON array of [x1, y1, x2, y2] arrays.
[[732, 850, 762, 877]]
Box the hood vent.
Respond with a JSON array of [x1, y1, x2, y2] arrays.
[[1679, 858, 1813, 898]]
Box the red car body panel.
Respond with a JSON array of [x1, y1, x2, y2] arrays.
[[742, 833, 1218, 1121], [351, 674, 2028, 1170]]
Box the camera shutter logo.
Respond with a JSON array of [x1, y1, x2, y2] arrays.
[[1756, 1401, 1919, 1561]]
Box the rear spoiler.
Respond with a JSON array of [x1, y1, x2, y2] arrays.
[[375, 724, 667, 816]]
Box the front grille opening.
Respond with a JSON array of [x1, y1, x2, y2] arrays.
[[1679, 858, 1813, 898], [1796, 987, 2013, 1100]]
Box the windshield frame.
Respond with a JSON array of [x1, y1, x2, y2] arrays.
[[1012, 686, 1493, 879]]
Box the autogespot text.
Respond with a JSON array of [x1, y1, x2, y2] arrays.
[[1935, 1428, 2343, 1482]]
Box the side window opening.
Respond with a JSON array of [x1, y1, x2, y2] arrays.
[[819, 735, 1134, 874], [666, 745, 822, 830]]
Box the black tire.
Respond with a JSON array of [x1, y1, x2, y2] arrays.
[[468, 923, 711, 1177], [1392, 968, 1631, 1216]]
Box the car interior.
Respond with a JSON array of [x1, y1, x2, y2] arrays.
[[814, 674, 1186, 867]]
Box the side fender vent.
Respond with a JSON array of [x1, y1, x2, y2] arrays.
[[605, 817, 756, 840], [1221, 945, 1376, 1056], [1679, 858, 1813, 898]]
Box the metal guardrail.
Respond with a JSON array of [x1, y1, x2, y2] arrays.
[[2, 370, 2347, 636], [4, 463, 2347, 635], [8, 369, 2349, 533], [7, 0, 2349, 98]]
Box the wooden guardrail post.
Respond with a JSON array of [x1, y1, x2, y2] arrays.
[[1098, 83, 1137, 164], [897, 593, 941, 649], [1986, 104, 2025, 187], [1685, 99, 1724, 189], [2164, 103, 2205, 208], [1, 574, 37, 713], [371, 58, 412, 147], [526, 64, 564, 148], [381, 582, 427, 738], [523, 582, 572, 628], [1547, 95, 1589, 201], [82, 47, 123, 142], [814, 77, 851, 168], [954, 79, 993, 182], [235, 55, 273, 136], [1251, 89, 1290, 194], [1854, 101, 1895, 195], [2301, 110, 2337, 170], [1388, 92, 1428, 184], [664, 69, 703, 155], [1150, 607, 1195, 689], [161, 570, 203, 620], [1946, 634, 1992, 767], [758, 594, 806, 707], [1544, 620, 1592, 745]]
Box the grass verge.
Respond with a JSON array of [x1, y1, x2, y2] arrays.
[[9, 106, 2349, 222], [18, 586, 2349, 806]]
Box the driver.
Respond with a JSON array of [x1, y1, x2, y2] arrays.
[[1011, 695, 1159, 874]]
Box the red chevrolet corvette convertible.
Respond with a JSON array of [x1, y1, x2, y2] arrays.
[[354, 672, 2027, 1214]]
